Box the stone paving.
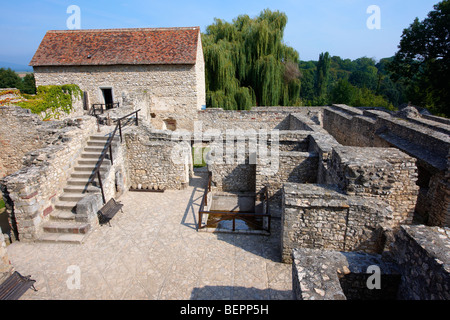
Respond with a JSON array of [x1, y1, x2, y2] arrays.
[[6, 171, 292, 300]]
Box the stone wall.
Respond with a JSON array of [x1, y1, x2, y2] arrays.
[[34, 62, 205, 132], [391, 225, 450, 300], [292, 248, 400, 300], [326, 146, 419, 226], [0, 227, 13, 285], [124, 126, 191, 191], [282, 183, 393, 263], [0, 116, 97, 241], [197, 109, 291, 131], [322, 105, 390, 148], [0, 107, 48, 178], [256, 151, 318, 216], [196, 106, 324, 131], [206, 131, 318, 203], [322, 104, 450, 227], [427, 151, 450, 226]]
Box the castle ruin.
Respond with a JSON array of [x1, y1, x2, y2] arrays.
[[0, 27, 448, 300]]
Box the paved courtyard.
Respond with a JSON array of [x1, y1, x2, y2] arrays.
[[6, 171, 292, 300]]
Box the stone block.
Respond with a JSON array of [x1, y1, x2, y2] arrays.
[[76, 194, 102, 223]]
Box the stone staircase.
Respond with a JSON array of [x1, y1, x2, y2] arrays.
[[37, 134, 119, 244]]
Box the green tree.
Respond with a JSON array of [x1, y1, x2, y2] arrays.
[[388, 0, 450, 116], [22, 73, 36, 94], [315, 52, 330, 99], [0, 68, 23, 90], [330, 79, 355, 104], [203, 9, 301, 109]]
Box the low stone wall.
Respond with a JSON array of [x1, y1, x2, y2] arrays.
[[0, 107, 48, 178], [322, 104, 450, 227], [391, 225, 450, 300], [0, 227, 13, 285], [427, 151, 450, 226], [197, 107, 324, 132], [0, 116, 97, 241], [292, 248, 400, 300], [197, 108, 291, 131], [102, 132, 129, 202], [124, 126, 191, 191], [282, 183, 393, 263], [308, 132, 340, 185], [256, 151, 318, 216], [326, 146, 419, 226], [206, 131, 318, 203], [322, 106, 390, 148]]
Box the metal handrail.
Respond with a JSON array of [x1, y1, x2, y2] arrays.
[[91, 102, 120, 116], [87, 109, 141, 203]]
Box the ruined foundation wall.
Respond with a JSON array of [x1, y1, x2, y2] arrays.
[[391, 225, 450, 300], [0, 107, 47, 178], [256, 151, 318, 216], [322, 106, 390, 148], [197, 107, 324, 132], [0, 116, 97, 241], [282, 183, 393, 263], [197, 109, 291, 131], [124, 126, 191, 191], [326, 146, 419, 226], [322, 104, 450, 227]]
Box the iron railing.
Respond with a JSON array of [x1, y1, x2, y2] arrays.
[[91, 102, 120, 116], [87, 109, 140, 203], [197, 172, 271, 234]]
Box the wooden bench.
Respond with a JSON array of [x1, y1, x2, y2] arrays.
[[0, 272, 37, 300], [98, 198, 123, 226]]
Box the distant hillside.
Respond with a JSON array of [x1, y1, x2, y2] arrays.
[[0, 61, 32, 72]]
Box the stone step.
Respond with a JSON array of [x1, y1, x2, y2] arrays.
[[42, 221, 90, 234], [36, 232, 88, 244], [55, 201, 78, 211], [50, 209, 77, 221], [87, 140, 119, 147], [84, 146, 108, 153], [81, 152, 103, 159], [67, 178, 99, 186], [74, 165, 109, 172], [59, 192, 86, 202], [63, 185, 100, 194], [78, 159, 111, 166], [90, 135, 120, 142], [71, 171, 107, 179]]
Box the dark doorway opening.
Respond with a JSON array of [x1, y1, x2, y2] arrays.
[[101, 88, 114, 109], [83, 91, 88, 110]]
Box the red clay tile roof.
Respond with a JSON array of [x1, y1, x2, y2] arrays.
[[30, 27, 200, 66]]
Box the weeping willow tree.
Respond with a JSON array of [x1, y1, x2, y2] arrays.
[[203, 9, 301, 110]]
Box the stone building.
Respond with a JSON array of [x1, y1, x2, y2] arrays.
[[30, 27, 206, 131]]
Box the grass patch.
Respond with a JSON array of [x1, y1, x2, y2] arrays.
[[192, 147, 210, 168]]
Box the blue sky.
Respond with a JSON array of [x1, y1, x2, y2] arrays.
[[0, 0, 439, 66]]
